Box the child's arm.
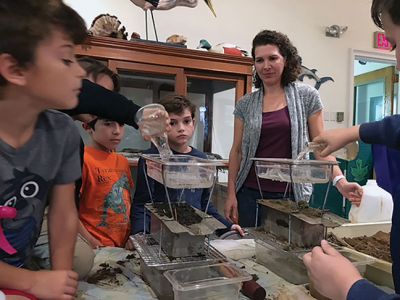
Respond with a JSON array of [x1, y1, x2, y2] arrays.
[[48, 183, 78, 270], [0, 261, 78, 299], [78, 220, 103, 249]]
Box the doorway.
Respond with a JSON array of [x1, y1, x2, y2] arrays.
[[353, 56, 399, 125]]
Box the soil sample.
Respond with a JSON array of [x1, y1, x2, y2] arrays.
[[153, 202, 202, 226], [86, 263, 122, 285], [343, 231, 391, 262], [260, 199, 324, 218]]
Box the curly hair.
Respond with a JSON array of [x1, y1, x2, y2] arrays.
[[371, 0, 400, 29], [0, 0, 87, 86], [251, 30, 302, 88]]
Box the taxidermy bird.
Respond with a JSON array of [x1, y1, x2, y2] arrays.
[[197, 39, 248, 56], [89, 14, 128, 40], [298, 65, 334, 90], [166, 34, 187, 45], [130, 0, 216, 16]]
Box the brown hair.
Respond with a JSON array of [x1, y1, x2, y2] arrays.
[[371, 0, 400, 29], [0, 0, 87, 85], [159, 95, 196, 119], [78, 57, 120, 92], [251, 30, 302, 88]]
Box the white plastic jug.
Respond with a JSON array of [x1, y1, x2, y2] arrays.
[[349, 180, 393, 223]]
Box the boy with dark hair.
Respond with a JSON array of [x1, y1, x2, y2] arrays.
[[0, 0, 86, 298], [77, 60, 134, 249], [79, 116, 133, 249], [132, 95, 243, 235], [33, 57, 128, 279]]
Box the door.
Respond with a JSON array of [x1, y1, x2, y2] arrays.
[[354, 63, 398, 125]]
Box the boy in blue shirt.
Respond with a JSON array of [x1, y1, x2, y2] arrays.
[[303, 2, 400, 299], [0, 1, 86, 298], [132, 95, 243, 235]]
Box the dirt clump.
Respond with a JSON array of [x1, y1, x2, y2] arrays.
[[153, 202, 202, 226], [343, 231, 391, 262], [260, 200, 325, 218], [86, 263, 122, 285]]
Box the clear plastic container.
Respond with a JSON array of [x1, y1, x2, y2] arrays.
[[143, 154, 224, 189], [252, 158, 337, 184], [294, 246, 376, 276], [164, 262, 252, 300]]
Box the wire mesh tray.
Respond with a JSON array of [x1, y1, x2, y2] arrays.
[[130, 234, 227, 268], [142, 154, 225, 189], [252, 158, 337, 184]]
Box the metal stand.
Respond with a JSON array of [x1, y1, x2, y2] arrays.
[[144, 10, 159, 41]]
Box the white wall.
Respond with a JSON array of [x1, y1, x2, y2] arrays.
[[66, 0, 395, 130]]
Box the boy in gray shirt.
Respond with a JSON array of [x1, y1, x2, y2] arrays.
[[0, 0, 87, 298]]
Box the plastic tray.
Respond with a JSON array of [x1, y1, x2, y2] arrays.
[[164, 262, 251, 300], [142, 154, 225, 189], [252, 158, 337, 184], [294, 246, 376, 276]]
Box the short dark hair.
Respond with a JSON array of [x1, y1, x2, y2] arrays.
[[371, 0, 400, 29], [78, 57, 120, 92], [0, 0, 87, 86], [159, 95, 196, 119], [251, 30, 302, 88]]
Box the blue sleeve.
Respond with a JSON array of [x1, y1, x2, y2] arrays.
[[347, 279, 400, 300], [360, 115, 400, 150], [200, 187, 232, 228], [131, 157, 151, 234]]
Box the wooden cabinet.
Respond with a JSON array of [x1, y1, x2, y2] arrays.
[[76, 37, 253, 157]]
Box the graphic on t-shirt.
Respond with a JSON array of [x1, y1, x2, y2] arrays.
[[98, 174, 130, 227], [0, 169, 50, 266]]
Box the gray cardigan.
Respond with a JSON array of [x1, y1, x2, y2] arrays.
[[234, 82, 323, 201]]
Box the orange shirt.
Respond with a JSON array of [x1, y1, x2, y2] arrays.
[[79, 146, 134, 247]]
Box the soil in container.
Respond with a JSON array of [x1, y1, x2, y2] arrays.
[[344, 231, 391, 262], [153, 202, 203, 226], [261, 200, 325, 218]]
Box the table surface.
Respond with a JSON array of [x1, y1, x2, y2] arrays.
[[77, 246, 315, 300]]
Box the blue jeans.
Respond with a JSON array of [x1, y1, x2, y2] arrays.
[[236, 186, 292, 228]]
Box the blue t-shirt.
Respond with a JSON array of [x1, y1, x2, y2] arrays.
[[0, 110, 81, 267]]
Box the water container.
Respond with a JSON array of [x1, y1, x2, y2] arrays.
[[349, 180, 393, 223]]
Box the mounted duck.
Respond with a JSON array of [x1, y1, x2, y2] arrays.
[[197, 39, 249, 56]]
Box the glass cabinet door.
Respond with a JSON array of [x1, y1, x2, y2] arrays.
[[186, 75, 243, 158], [108, 61, 184, 152]]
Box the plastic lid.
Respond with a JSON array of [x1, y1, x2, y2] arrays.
[[367, 179, 377, 185], [164, 262, 252, 292]]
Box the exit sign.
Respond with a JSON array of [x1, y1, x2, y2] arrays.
[[374, 31, 392, 50]]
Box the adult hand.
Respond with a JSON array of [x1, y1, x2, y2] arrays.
[[28, 270, 78, 300], [303, 240, 363, 300], [336, 180, 363, 206], [224, 194, 238, 224], [313, 126, 360, 157], [230, 224, 245, 236], [138, 106, 170, 141]]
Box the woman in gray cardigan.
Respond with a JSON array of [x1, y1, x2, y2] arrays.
[[224, 30, 363, 227]]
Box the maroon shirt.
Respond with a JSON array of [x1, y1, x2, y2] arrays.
[[244, 106, 292, 192]]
